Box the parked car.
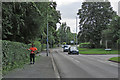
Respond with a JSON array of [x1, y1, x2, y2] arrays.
[[68, 47, 79, 55], [63, 45, 70, 52]]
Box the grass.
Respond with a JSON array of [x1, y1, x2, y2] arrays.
[[78, 48, 119, 54], [109, 57, 120, 63]]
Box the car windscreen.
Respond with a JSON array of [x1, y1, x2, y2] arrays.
[[70, 47, 77, 50], [64, 46, 68, 48]]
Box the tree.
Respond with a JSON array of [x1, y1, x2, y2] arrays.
[[102, 15, 120, 48], [2, 2, 61, 46], [77, 1, 115, 48], [58, 22, 75, 44]]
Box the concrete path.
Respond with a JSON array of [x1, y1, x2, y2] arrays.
[[3, 51, 56, 78]]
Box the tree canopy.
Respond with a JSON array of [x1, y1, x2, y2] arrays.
[[2, 2, 61, 46], [77, 1, 118, 48]]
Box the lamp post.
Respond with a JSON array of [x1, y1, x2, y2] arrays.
[[47, 21, 49, 56], [76, 16, 78, 47], [73, 29, 75, 45], [46, 3, 49, 56]]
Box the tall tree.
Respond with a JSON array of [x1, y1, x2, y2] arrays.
[[58, 22, 75, 44], [2, 2, 61, 45], [77, 1, 115, 48], [102, 15, 120, 48]]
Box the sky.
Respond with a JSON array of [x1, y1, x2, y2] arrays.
[[53, 0, 120, 33]]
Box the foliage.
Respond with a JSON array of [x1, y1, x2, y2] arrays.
[[79, 42, 91, 48], [77, 2, 115, 48], [58, 22, 76, 44], [63, 42, 66, 45], [80, 42, 90, 45], [41, 44, 46, 51], [102, 15, 120, 48], [2, 40, 30, 74], [33, 41, 41, 52], [2, 2, 61, 46]]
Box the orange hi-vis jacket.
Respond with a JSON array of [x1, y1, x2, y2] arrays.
[[29, 47, 38, 54]]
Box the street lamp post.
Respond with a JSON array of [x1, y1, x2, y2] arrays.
[[76, 16, 78, 47], [46, 3, 49, 56], [47, 21, 49, 56], [73, 30, 75, 45]]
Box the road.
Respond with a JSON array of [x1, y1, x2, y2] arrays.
[[51, 48, 119, 78]]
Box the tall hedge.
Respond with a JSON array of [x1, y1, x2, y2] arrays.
[[2, 40, 30, 74]]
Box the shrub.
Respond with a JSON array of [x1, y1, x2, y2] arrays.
[[41, 44, 46, 51], [2, 40, 30, 74], [79, 42, 91, 48], [34, 41, 41, 52]]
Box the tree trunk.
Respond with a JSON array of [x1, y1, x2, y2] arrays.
[[105, 40, 108, 49]]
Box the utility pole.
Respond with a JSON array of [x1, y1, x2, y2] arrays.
[[60, 23, 62, 45], [46, 3, 49, 56], [76, 16, 78, 47], [73, 30, 75, 46], [47, 21, 49, 56]]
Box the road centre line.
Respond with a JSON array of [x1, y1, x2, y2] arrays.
[[69, 56, 80, 63], [69, 55, 118, 68], [97, 59, 118, 67], [74, 59, 80, 63]]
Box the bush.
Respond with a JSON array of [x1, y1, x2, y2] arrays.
[[79, 42, 91, 48], [2, 40, 30, 74], [41, 44, 46, 50], [34, 41, 41, 52]]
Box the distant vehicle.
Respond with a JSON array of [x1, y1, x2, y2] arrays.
[[68, 47, 79, 55], [61, 45, 64, 48], [63, 45, 70, 52]]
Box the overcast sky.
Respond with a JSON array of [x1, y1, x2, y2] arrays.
[[53, 0, 120, 33]]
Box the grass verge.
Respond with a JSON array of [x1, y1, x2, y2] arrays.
[[78, 48, 119, 54], [109, 57, 120, 63]]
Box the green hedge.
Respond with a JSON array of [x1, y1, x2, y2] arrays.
[[34, 41, 42, 52], [2, 40, 47, 74], [2, 40, 30, 74], [41, 44, 46, 50], [79, 42, 91, 48]]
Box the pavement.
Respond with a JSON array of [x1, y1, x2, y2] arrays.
[[2, 50, 57, 78]]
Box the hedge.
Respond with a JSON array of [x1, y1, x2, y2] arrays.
[[33, 41, 42, 52], [2, 40, 31, 74], [28, 41, 46, 51], [79, 42, 91, 48]]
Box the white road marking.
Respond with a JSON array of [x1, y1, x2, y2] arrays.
[[75, 60, 80, 63], [97, 59, 118, 67], [70, 57, 80, 63], [71, 55, 119, 68]]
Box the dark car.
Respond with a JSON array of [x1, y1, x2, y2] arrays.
[[63, 45, 70, 52], [68, 47, 79, 55]]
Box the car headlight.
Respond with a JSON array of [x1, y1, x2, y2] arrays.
[[76, 50, 79, 52]]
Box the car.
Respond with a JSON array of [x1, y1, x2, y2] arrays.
[[68, 47, 79, 55], [63, 45, 70, 52], [61, 45, 64, 48]]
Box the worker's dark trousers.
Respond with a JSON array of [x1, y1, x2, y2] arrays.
[[30, 54, 35, 63]]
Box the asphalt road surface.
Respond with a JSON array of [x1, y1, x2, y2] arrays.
[[52, 48, 119, 78]]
